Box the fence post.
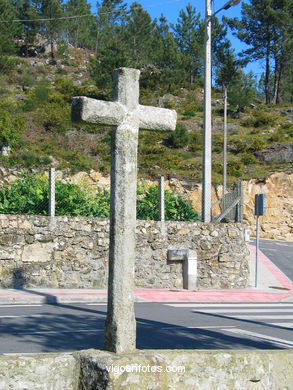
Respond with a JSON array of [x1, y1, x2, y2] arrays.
[[159, 176, 165, 234], [236, 181, 243, 223], [49, 168, 55, 217]]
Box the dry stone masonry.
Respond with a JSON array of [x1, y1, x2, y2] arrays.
[[0, 215, 249, 290]]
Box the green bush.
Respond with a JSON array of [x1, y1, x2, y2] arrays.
[[0, 177, 198, 221], [169, 123, 189, 148], [241, 153, 257, 165], [0, 56, 19, 75], [243, 111, 279, 128], [0, 176, 48, 215], [0, 109, 24, 148], [42, 103, 70, 133], [248, 138, 266, 152], [6, 152, 52, 168], [137, 185, 198, 221], [22, 82, 49, 112], [227, 160, 244, 177]]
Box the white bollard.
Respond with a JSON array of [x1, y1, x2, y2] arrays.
[[183, 251, 197, 290]]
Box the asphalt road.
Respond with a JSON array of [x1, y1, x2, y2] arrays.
[[0, 302, 292, 354], [251, 239, 293, 281]]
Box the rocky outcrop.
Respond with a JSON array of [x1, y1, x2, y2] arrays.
[[256, 143, 293, 163], [242, 172, 293, 241]]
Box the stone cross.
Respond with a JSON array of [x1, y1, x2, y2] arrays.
[[71, 68, 177, 353]]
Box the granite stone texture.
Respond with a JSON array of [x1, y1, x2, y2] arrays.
[[1, 350, 292, 390], [0, 353, 79, 390], [0, 215, 250, 289]]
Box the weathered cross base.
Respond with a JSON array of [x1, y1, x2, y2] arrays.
[[72, 68, 177, 353]]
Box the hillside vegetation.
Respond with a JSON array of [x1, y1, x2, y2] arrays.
[[0, 0, 292, 185]]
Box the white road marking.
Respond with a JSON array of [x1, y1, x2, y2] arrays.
[[86, 303, 107, 306], [270, 323, 293, 329], [192, 309, 293, 314], [166, 303, 293, 308], [16, 329, 103, 335], [160, 325, 235, 330], [233, 315, 293, 320], [222, 328, 293, 348], [0, 305, 43, 308], [275, 243, 293, 247], [0, 314, 43, 319]]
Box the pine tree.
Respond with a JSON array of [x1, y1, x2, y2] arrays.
[[95, 0, 127, 54], [39, 0, 65, 64], [0, 0, 20, 55], [224, 0, 292, 104], [64, 0, 95, 49], [14, 0, 40, 56], [172, 3, 201, 85], [228, 70, 256, 112], [90, 0, 128, 90], [150, 15, 184, 91], [125, 2, 155, 68]]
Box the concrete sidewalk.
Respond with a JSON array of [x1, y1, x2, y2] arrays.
[[0, 244, 292, 305]]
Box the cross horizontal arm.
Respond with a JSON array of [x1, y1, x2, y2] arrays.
[[71, 96, 177, 132], [71, 96, 124, 125], [137, 106, 177, 131]]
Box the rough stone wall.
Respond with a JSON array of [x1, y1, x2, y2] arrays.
[[0, 215, 249, 289], [1, 349, 292, 390], [0, 353, 79, 390], [77, 349, 293, 390]]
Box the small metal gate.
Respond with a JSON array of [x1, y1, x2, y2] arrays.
[[213, 181, 243, 223]]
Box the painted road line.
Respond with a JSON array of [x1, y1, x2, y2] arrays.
[[0, 314, 44, 319], [0, 305, 43, 308], [230, 315, 293, 320], [270, 323, 293, 329], [16, 329, 103, 335], [159, 325, 235, 330], [222, 328, 293, 348], [191, 309, 293, 313], [86, 303, 107, 306], [165, 303, 293, 308]]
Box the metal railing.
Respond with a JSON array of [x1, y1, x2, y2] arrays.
[[213, 181, 243, 223]]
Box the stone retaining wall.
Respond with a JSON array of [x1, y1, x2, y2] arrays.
[[0, 215, 250, 289], [1, 350, 292, 390]]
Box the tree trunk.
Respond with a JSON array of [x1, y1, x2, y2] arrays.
[[265, 41, 271, 104]]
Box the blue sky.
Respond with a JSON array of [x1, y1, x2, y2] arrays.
[[89, 0, 264, 80]]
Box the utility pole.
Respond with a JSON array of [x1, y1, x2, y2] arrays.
[[202, 0, 242, 222], [202, 0, 212, 222], [223, 87, 228, 209]]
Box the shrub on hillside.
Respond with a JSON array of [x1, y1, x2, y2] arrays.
[[0, 109, 24, 148], [169, 123, 189, 148]]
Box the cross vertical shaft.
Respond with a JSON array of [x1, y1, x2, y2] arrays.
[[71, 67, 177, 354], [104, 68, 140, 353]]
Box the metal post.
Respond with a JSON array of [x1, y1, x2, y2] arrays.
[[159, 176, 165, 234], [255, 215, 260, 288], [202, 0, 212, 223], [223, 87, 228, 198], [237, 181, 243, 223], [49, 168, 55, 217]]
